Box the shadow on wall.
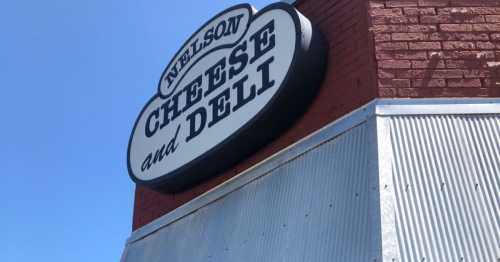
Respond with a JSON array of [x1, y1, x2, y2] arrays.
[[418, 50, 500, 89], [417, 8, 500, 90]]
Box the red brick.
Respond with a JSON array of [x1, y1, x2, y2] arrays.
[[409, 42, 442, 50], [446, 60, 483, 68], [392, 32, 429, 41], [387, 0, 418, 7], [440, 50, 495, 59], [376, 51, 395, 60], [483, 78, 500, 87], [377, 50, 429, 60], [371, 0, 500, 98], [379, 88, 398, 97], [438, 7, 500, 15], [428, 32, 489, 41], [491, 34, 500, 40], [473, 24, 500, 32], [448, 78, 482, 87], [421, 14, 485, 24], [394, 69, 416, 78], [487, 88, 500, 96], [429, 69, 465, 78], [404, 7, 436, 16], [376, 42, 409, 50], [419, 0, 450, 7], [476, 41, 500, 49], [370, 1, 386, 8], [432, 87, 490, 97], [450, 0, 500, 7], [412, 79, 447, 87], [370, 8, 404, 16], [371, 25, 408, 33], [379, 60, 412, 68], [378, 79, 411, 87], [464, 69, 495, 78], [397, 69, 464, 78], [440, 24, 473, 32], [485, 15, 500, 22], [378, 69, 398, 78], [398, 88, 434, 97], [372, 15, 419, 24], [400, 51, 429, 59], [408, 25, 438, 32], [375, 33, 392, 42], [412, 60, 446, 68], [485, 62, 500, 74], [443, 41, 476, 50]]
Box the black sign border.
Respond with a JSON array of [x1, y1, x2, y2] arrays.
[[127, 2, 328, 192]]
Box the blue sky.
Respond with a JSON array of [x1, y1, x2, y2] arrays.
[[0, 0, 273, 261]]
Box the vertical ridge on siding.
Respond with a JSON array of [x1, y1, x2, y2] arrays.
[[389, 115, 500, 262], [122, 120, 380, 262]]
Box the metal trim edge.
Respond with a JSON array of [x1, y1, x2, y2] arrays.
[[376, 98, 500, 116]]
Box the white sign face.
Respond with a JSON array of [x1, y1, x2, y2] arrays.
[[128, 3, 327, 192]]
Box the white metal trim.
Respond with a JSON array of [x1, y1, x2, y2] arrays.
[[125, 97, 500, 244], [376, 98, 500, 115], [376, 117, 400, 261]]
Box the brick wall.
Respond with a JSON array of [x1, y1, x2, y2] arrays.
[[132, 0, 500, 231], [370, 0, 500, 97]]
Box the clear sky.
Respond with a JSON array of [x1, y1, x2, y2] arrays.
[[0, 0, 273, 261]]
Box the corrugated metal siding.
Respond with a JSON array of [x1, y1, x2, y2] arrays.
[[122, 99, 500, 262], [387, 115, 500, 262], [123, 119, 382, 262]]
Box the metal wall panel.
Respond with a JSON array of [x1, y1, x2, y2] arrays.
[[122, 99, 500, 262], [385, 114, 500, 262], [122, 119, 381, 262]]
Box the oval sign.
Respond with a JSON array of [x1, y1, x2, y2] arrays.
[[128, 3, 327, 192]]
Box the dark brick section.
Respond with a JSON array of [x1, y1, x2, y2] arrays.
[[132, 0, 500, 231], [371, 0, 500, 97]]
